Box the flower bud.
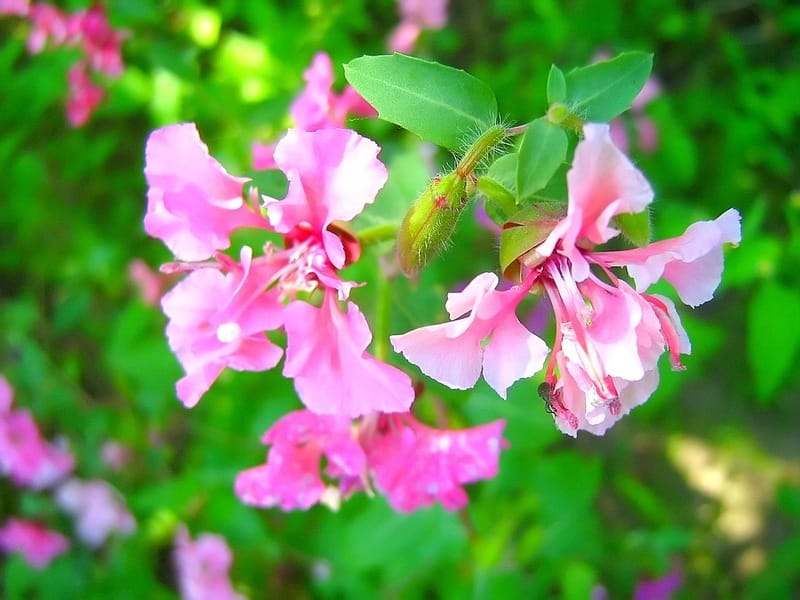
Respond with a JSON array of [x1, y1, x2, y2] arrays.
[[397, 172, 467, 276]]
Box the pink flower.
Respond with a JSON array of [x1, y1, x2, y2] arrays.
[[55, 478, 135, 547], [174, 526, 244, 600], [144, 123, 267, 261], [0, 519, 69, 569], [364, 413, 505, 512], [26, 4, 69, 52], [161, 247, 285, 408], [128, 258, 168, 306], [263, 128, 387, 277], [283, 291, 414, 417], [235, 410, 365, 510], [0, 409, 74, 489], [388, 0, 448, 53], [236, 410, 507, 512], [101, 440, 133, 472], [66, 61, 104, 127], [75, 5, 125, 77], [0, 0, 29, 17], [289, 53, 375, 131], [398, 0, 448, 29], [393, 123, 740, 436], [391, 272, 549, 399]]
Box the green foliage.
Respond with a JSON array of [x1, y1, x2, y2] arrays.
[[344, 54, 499, 149], [516, 117, 568, 200], [563, 51, 653, 121], [1, 0, 798, 598]]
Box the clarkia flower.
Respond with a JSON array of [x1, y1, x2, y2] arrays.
[[393, 123, 740, 435], [174, 526, 244, 600], [235, 410, 506, 513], [55, 478, 136, 547], [146, 125, 414, 416], [0, 519, 69, 569], [0, 383, 74, 490]]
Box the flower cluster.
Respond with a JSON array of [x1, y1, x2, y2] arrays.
[[0, 375, 135, 569], [0, 1, 125, 126], [236, 410, 505, 513], [144, 122, 507, 512], [252, 52, 375, 170], [393, 124, 741, 436]]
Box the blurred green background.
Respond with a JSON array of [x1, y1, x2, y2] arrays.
[[1, 0, 799, 597]]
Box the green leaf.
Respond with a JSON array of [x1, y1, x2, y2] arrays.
[[616, 210, 652, 246], [517, 117, 568, 199], [547, 64, 566, 104], [564, 51, 653, 121], [499, 202, 565, 280], [478, 153, 519, 220], [747, 281, 800, 402], [344, 54, 498, 149]]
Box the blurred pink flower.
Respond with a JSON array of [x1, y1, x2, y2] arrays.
[[144, 123, 267, 261], [75, 5, 125, 77], [0, 519, 69, 569], [161, 247, 285, 408], [633, 567, 683, 600], [388, 0, 448, 53], [100, 440, 133, 472], [128, 258, 168, 306], [0, 0, 29, 16], [290, 52, 376, 132], [17, 3, 125, 126], [252, 53, 376, 169], [0, 409, 74, 489], [26, 3, 69, 52], [66, 62, 104, 127], [174, 526, 244, 600], [236, 410, 506, 512], [391, 272, 549, 399], [394, 123, 740, 436], [235, 410, 365, 510], [55, 478, 135, 547]]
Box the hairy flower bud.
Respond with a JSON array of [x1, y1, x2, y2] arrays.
[[397, 172, 467, 276]]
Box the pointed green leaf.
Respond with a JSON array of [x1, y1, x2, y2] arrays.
[[344, 54, 498, 149], [517, 117, 568, 200], [546, 64, 566, 104], [499, 202, 565, 280], [615, 210, 652, 247], [477, 177, 516, 220], [564, 51, 653, 121]]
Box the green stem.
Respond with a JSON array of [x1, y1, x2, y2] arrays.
[[357, 223, 399, 247], [457, 124, 506, 177], [373, 271, 393, 361]]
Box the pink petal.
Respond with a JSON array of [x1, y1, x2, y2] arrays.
[[283, 294, 414, 417], [174, 526, 244, 600], [392, 272, 547, 397], [0, 375, 12, 413], [599, 209, 742, 307], [235, 411, 364, 510], [365, 415, 505, 512], [144, 123, 264, 261], [0, 519, 69, 569], [264, 129, 387, 259]]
